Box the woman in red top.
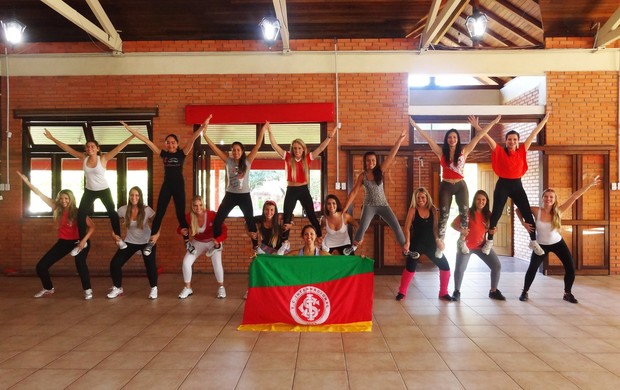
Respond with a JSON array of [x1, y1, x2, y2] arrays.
[[410, 115, 500, 257], [18, 171, 96, 300], [266, 123, 338, 254], [473, 113, 549, 256]]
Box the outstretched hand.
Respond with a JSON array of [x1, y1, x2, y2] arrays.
[[43, 128, 53, 140], [588, 174, 601, 188], [202, 114, 213, 128]]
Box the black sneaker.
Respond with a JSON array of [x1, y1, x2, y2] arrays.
[[563, 293, 578, 304], [519, 291, 529, 301], [439, 294, 456, 301], [452, 290, 461, 301], [489, 289, 506, 301], [395, 293, 405, 301]]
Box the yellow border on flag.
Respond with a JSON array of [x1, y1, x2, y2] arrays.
[[237, 321, 372, 333]]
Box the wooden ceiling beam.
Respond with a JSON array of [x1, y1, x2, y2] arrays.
[[420, 0, 442, 44], [478, 3, 541, 45], [495, 0, 543, 30], [595, 5, 620, 48], [272, 0, 290, 53], [420, 0, 466, 49], [431, 0, 471, 45], [451, 22, 512, 47]]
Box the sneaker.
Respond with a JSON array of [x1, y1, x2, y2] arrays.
[[116, 239, 127, 250], [206, 242, 223, 257], [70, 241, 88, 257], [277, 241, 290, 256], [255, 246, 266, 255], [439, 294, 456, 301], [404, 250, 420, 260], [563, 293, 578, 304], [107, 286, 124, 299], [489, 289, 506, 301], [343, 245, 357, 256], [519, 290, 529, 301], [529, 240, 545, 256], [149, 287, 158, 299], [143, 241, 155, 256], [217, 286, 226, 299], [178, 287, 193, 299], [457, 237, 470, 254], [481, 239, 493, 255], [84, 289, 93, 300], [395, 293, 405, 301], [34, 288, 54, 298], [321, 243, 330, 253], [185, 241, 197, 255], [452, 290, 461, 301], [434, 248, 443, 258]]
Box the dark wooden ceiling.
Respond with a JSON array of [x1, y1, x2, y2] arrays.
[[0, 0, 618, 48]]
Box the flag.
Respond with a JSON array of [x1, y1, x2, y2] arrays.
[[238, 254, 374, 332]]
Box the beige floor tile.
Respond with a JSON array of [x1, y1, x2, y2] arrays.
[[164, 336, 215, 351], [385, 336, 436, 353], [293, 370, 348, 390], [297, 351, 345, 370], [507, 371, 580, 389], [342, 335, 389, 352], [428, 337, 483, 353], [46, 351, 111, 369], [0, 368, 36, 389], [179, 368, 243, 390], [487, 352, 554, 371], [9, 368, 85, 390], [298, 334, 343, 352], [120, 336, 174, 352], [558, 337, 620, 353], [562, 371, 620, 390], [208, 336, 257, 352], [348, 370, 406, 390], [122, 368, 190, 389], [73, 334, 134, 352], [145, 351, 203, 370], [400, 370, 463, 389], [29, 334, 90, 352], [453, 370, 521, 389], [66, 368, 137, 390], [96, 351, 158, 370], [253, 334, 300, 352], [584, 353, 620, 374], [392, 351, 450, 371], [534, 352, 606, 371], [514, 337, 575, 353], [419, 325, 467, 338], [471, 337, 528, 353], [458, 325, 508, 338], [497, 325, 551, 338], [345, 352, 397, 371], [0, 350, 64, 369], [236, 369, 294, 390], [439, 352, 502, 371], [379, 324, 425, 338], [195, 351, 250, 370], [245, 351, 297, 370]]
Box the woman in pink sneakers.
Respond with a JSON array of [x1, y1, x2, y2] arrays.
[[18, 171, 95, 300], [107, 186, 158, 300], [397, 187, 455, 302], [177, 196, 228, 299]]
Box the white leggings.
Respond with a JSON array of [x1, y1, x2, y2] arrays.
[[181, 239, 224, 284]]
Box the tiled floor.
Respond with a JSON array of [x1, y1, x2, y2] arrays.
[[2, 257, 620, 389]]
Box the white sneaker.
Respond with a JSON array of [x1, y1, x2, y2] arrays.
[[255, 246, 266, 255], [206, 243, 223, 257], [321, 243, 330, 253], [457, 237, 470, 254], [148, 287, 158, 299], [217, 286, 226, 299], [277, 241, 290, 255], [143, 241, 155, 256], [34, 288, 54, 298], [404, 250, 420, 260], [84, 289, 93, 300], [116, 239, 128, 250], [107, 286, 123, 299], [178, 287, 193, 299], [434, 248, 443, 258], [70, 241, 87, 257], [529, 240, 545, 256], [185, 241, 197, 255], [343, 245, 357, 256], [481, 239, 493, 255]]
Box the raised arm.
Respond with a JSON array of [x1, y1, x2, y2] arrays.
[[17, 171, 55, 209], [409, 117, 441, 159], [381, 128, 407, 172], [121, 121, 161, 154], [310, 124, 338, 160], [523, 112, 549, 151], [44, 129, 84, 160], [558, 174, 601, 214], [343, 172, 364, 212], [469, 117, 497, 151], [247, 122, 268, 163], [203, 119, 229, 162], [463, 115, 501, 156], [266, 123, 286, 158], [183, 114, 212, 155], [102, 134, 136, 164]]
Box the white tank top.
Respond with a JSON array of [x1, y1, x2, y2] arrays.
[[324, 214, 351, 248], [83, 156, 108, 191], [535, 209, 562, 245]]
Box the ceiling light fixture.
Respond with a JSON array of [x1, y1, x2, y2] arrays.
[[465, 3, 487, 44], [259, 17, 280, 48], [1, 19, 26, 45]]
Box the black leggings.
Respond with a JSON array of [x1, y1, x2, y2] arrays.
[[489, 178, 536, 241], [281, 185, 321, 241], [78, 188, 120, 238], [110, 243, 158, 288], [523, 239, 575, 293], [37, 239, 91, 290], [406, 243, 450, 272], [438, 180, 469, 238], [213, 192, 257, 246], [151, 179, 188, 235]]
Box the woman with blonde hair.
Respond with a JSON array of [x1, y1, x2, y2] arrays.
[[177, 196, 228, 299], [397, 187, 455, 301], [266, 124, 337, 254], [517, 175, 600, 304]]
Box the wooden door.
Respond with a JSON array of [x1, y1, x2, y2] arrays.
[[477, 163, 512, 256]]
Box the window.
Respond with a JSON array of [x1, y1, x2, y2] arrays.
[[19, 110, 156, 217], [195, 122, 326, 217], [411, 121, 472, 144]]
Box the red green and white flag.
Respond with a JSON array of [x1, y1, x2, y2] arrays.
[[238, 254, 374, 332]]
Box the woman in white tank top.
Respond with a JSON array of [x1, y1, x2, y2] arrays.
[[320, 194, 358, 255], [516, 175, 600, 304]]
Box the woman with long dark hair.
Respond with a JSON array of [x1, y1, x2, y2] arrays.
[[320, 194, 358, 255]]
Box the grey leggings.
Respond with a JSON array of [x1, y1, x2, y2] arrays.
[[453, 249, 501, 291], [354, 205, 406, 246]]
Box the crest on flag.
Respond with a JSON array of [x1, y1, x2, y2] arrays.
[[289, 286, 331, 325]]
